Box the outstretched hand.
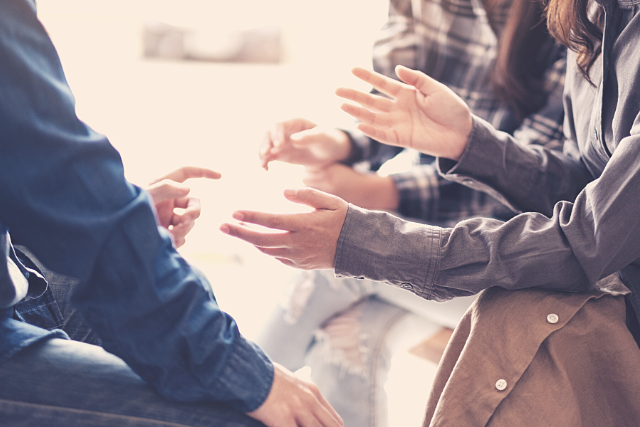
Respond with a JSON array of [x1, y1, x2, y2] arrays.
[[147, 166, 221, 248], [335, 65, 473, 161], [303, 163, 399, 211], [220, 188, 348, 270], [259, 117, 352, 171]]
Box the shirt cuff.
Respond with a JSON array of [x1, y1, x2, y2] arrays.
[[334, 204, 441, 300], [338, 130, 368, 166], [212, 335, 274, 413]]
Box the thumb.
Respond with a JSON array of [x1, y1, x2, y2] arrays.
[[147, 180, 191, 203], [283, 188, 344, 211], [289, 127, 325, 145], [395, 65, 440, 96]]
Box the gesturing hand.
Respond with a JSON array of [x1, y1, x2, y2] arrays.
[[303, 163, 399, 211], [247, 363, 344, 427], [220, 188, 348, 270], [259, 117, 352, 171], [147, 166, 221, 248], [335, 65, 473, 161]]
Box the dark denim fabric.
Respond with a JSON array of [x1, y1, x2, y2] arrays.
[[0, 0, 272, 414]]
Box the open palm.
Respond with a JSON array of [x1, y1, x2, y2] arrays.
[[335, 65, 472, 161]]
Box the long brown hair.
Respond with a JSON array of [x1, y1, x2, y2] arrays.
[[485, 0, 557, 120], [544, 0, 604, 84]]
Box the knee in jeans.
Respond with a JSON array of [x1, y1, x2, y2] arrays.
[[281, 271, 319, 324], [313, 300, 369, 378]]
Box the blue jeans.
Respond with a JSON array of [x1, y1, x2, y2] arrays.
[[256, 270, 476, 427], [0, 338, 264, 427], [14, 245, 100, 345], [7, 247, 263, 427]]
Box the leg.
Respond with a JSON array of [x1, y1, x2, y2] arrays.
[[14, 245, 100, 344], [0, 338, 264, 427], [255, 269, 377, 371], [305, 296, 440, 427]]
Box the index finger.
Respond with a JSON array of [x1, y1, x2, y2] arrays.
[[150, 166, 222, 185], [351, 66, 404, 98]]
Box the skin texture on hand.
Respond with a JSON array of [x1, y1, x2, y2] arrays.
[[147, 166, 221, 248], [335, 65, 473, 161], [247, 363, 344, 427], [220, 188, 348, 270], [259, 117, 352, 171], [303, 163, 399, 211]]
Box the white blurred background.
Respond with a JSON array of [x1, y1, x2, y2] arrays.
[[36, 1, 436, 424]]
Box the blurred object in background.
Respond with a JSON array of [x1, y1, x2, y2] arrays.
[[142, 21, 282, 63]]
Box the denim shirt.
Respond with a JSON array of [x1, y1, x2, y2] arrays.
[[335, 0, 640, 326], [0, 0, 272, 412]]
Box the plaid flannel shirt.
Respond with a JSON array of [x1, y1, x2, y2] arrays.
[[344, 0, 567, 226]]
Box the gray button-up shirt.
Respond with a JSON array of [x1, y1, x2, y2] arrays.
[[335, 0, 640, 325]]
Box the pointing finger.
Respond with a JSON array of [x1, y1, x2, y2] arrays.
[[150, 166, 221, 185]]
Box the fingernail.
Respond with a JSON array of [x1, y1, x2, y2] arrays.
[[220, 224, 230, 234], [232, 212, 244, 221]]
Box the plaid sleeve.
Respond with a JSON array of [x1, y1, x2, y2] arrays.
[[512, 50, 567, 151]]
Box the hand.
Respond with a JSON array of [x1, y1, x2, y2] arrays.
[[259, 117, 352, 171], [247, 363, 344, 427], [219, 188, 348, 270], [147, 166, 221, 247], [335, 65, 473, 161], [303, 163, 399, 211]]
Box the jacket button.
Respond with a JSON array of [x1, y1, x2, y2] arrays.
[[547, 313, 559, 324], [495, 379, 507, 391]]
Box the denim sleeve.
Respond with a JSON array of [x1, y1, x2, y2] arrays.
[[0, 0, 272, 412], [335, 131, 640, 301]]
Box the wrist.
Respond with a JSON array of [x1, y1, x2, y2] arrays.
[[328, 129, 354, 163], [366, 175, 399, 211]]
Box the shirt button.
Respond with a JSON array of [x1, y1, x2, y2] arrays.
[[547, 313, 559, 324], [495, 379, 507, 391]]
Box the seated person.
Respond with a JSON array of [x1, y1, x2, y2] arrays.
[[220, 0, 640, 423], [254, 0, 566, 424], [0, 2, 342, 426]]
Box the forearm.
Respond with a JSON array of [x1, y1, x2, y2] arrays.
[[336, 134, 640, 299], [75, 212, 273, 411], [438, 116, 593, 216]]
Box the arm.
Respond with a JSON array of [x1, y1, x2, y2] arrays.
[[0, 3, 342, 425], [221, 126, 640, 300], [0, 0, 271, 411], [257, 0, 416, 176], [337, 65, 593, 214], [388, 49, 568, 221]]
